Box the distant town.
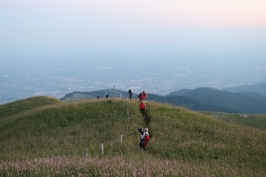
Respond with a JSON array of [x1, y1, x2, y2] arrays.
[[1, 59, 266, 104]]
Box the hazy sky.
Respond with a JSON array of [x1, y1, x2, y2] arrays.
[[1, 0, 266, 62]]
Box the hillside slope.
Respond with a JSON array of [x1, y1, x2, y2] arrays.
[[1, 97, 265, 176], [0, 96, 63, 119]]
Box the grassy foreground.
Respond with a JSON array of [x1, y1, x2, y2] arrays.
[[0, 96, 266, 176]]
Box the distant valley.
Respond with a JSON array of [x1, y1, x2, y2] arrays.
[[1, 59, 266, 105]]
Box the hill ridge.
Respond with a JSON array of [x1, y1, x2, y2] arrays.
[[60, 87, 266, 114]]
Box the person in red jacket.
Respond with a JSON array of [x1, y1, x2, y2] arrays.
[[139, 101, 146, 114], [142, 91, 147, 100], [138, 128, 150, 151]]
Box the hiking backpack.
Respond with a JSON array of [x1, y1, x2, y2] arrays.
[[143, 133, 150, 146]]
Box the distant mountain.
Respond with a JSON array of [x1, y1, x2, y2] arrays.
[[223, 83, 266, 96], [148, 94, 234, 112], [168, 89, 192, 96], [170, 87, 266, 114]]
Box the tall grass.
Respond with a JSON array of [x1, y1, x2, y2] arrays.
[[202, 111, 266, 129], [1, 155, 264, 176], [0, 97, 266, 176]]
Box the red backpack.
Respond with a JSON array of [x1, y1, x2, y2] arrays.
[[140, 103, 146, 110], [143, 133, 150, 146]]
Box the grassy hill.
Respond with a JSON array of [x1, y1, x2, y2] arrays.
[[0, 97, 266, 176], [0, 96, 63, 118]]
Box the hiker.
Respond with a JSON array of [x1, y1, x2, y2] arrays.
[[142, 91, 147, 100], [97, 95, 100, 99], [128, 88, 133, 99], [138, 128, 150, 151], [139, 93, 145, 102], [140, 101, 146, 114], [105, 92, 109, 98]]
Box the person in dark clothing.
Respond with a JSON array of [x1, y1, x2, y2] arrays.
[[139, 93, 145, 103], [105, 92, 109, 98], [138, 128, 150, 151], [128, 88, 133, 99]]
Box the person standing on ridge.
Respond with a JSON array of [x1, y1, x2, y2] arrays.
[[105, 92, 109, 98], [139, 93, 145, 103], [128, 88, 133, 99], [142, 91, 147, 100], [138, 128, 150, 151]]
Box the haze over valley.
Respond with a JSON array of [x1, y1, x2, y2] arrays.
[[1, 58, 265, 104]]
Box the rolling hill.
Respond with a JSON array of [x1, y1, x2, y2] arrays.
[[0, 96, 266, 176]]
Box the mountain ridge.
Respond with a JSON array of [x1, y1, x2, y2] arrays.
[[223, 82, 266, 96]]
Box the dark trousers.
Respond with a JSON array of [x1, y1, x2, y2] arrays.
[[139, 142, 147, 151]]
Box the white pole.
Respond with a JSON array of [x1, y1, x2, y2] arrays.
[[101, 143, 104, 154]]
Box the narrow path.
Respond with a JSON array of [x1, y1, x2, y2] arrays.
[[142, 104, 153, 138]]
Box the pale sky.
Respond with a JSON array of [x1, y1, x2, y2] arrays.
[[1, 0, 266, 61]]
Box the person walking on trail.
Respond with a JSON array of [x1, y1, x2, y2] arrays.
[[142, 91, 147, 100], [139, 93, 145, 102], [138, 128, 150, 151], [140, 101, 146, 114], [128, 88, 133, 99]]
